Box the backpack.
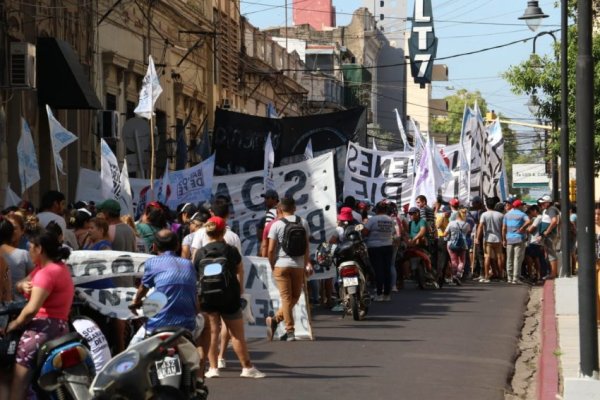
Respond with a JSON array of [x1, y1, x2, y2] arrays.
[[449, 222, 467, 251], [195, 243, 231, 304], [281, 216, 308, 257]]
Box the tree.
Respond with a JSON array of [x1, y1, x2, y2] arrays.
[[503, 4, 600, 172], [430, 89, 489, 143]]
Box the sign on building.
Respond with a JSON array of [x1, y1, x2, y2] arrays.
[[408, 0, 438, 87], [512, 164, 550, 188]]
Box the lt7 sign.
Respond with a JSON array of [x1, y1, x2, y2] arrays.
[[408, 0, 438, 87]]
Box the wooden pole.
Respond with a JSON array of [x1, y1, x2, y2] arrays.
[[149, 115, 155, 193]]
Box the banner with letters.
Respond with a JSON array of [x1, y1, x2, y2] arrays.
[[343, 141, 414, 205], [212, 152, 337, 258], [67, 251, 313, 339]]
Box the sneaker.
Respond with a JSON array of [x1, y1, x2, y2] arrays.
[[280, 331, 295, 341], [266, 316, 278, 342], [452, 277, 462, 286], [391, 286, 399, 292], [205, 368, 220, 378], [382, 294, 392, 302], [373, 295, 385, 302], [218, 358, 226, 369], [480, 278, 491, 283], [240, 367, 266, 378]]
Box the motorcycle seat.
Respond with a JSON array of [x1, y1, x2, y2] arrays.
[[36, 331, 83, 368], [150, 326, 194, 342]]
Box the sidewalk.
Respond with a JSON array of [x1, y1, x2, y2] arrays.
[[545, 277, 600, 400]]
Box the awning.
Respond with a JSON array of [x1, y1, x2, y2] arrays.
[[37, 37, 102, 110]]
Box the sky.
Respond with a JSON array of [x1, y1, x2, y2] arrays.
[[240, 0, 563, 144]]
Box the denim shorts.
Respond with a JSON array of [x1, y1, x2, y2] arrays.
[[16, 317, 69, 369]]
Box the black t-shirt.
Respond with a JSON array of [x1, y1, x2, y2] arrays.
[[193, 241, 242, 314]]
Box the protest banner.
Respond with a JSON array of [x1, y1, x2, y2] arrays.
[[343, 141, 414, 205]]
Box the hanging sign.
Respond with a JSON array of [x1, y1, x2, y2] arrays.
[[408, 0, 438, 87]]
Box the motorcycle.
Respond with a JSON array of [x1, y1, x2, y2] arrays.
[[403, 246, 439, 290], [89, 291, 208, 400], [0, 301, 96, 400], [315, 224, 371, 321]]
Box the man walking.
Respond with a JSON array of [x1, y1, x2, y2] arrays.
[[266, 197, 313, 341], [476, 197, 505, 282], [256, 190, 279, 256], [502, 199, 530, 284], [96, 199, 137, 252], [538, 195, 560, 279]]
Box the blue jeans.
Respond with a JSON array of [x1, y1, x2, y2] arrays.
[[368, 246, 394, 295]]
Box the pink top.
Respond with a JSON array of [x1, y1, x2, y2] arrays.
[[262, 218, 279, 241], [30, 262, 74, 320]]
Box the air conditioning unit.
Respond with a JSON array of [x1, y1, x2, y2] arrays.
[[97, 110, 119, 138], [10, 42, 36, 89]]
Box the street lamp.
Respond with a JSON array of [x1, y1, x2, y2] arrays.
[[519, 2, 570, 279], [519, 1, 549, 32]]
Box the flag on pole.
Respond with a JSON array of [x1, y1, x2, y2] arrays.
[[304, 138, 313, 159], [410, 138, 439, 207], [118, 160, 134, 217], [395, 108, 412, 152], [433, 140, 453, 185], [157, 161, 170, 204], [100, 138, 121, 200], [134, 55, 163, 119], [263, 132, 275, 191], [4, 183, 22, 208], [409, 118, 426, 169], [17, 117, 40, 194], [46, 105, 78, 175]]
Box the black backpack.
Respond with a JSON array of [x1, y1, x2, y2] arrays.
[[195, 243, 231, 304], [281, 216, 308, 257]]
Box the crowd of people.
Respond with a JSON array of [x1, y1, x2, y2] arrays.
[[0, 187, 594, 398]]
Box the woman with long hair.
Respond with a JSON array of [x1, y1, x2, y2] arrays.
[[5, 229, 74, 400], [70, 208, 93, 249], [444, 208, 471, 285], [0, 216, 33, 300], [193, 217, 265, 379]]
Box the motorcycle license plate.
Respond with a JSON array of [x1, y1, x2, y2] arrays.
[[155, 355, 182, 379], [343, 277, 359, 287]]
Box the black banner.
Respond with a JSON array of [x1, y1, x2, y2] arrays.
[[212, 107, 366, 175]]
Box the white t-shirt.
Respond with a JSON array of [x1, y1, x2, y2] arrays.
[[268, 215, 310, 268], [364, 214, 394, 248], [72, 317, 111, 373], [191, 226, 242, 253], [37, 211, 67, 232]]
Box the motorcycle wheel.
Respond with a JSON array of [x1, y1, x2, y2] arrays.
[[150, 385, 187, 400], [415, 264, 425, 290], [349, 293, 360, 321]]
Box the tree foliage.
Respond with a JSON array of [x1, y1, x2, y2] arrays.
[[503, 6, 600, 171], [430, 89, 489, 143]]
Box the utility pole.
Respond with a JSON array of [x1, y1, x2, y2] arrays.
[[285, 0, 288, 53]]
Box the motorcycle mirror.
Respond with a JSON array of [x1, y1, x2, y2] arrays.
[[204, 262, 223, 276], [142, 292, 168, 318], [355, 224, 364, 231]]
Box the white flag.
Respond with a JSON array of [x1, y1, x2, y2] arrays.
[[395, 108, 412, 152], [100, 138, 121, 200], [410, 139, 438, 207], [433, 140, 453, 185], [134, 55, 163, 119], [118, 160, 134, 217], [17, 117, 40, 194], [157, 161, 170, 204], [410, 118, 426, 169], [304, 138, 313, 159], [4, 183, 22, 208], [46, 105, 78, 175], [263, 133, 275, 191]]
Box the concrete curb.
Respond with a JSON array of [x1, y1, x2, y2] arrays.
[[538, 280, 560, 400]]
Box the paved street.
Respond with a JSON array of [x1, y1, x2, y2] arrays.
[[207, 282, 530, 400]]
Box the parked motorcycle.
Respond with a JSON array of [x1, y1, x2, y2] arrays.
[[89, 291, 207, 400], [0, 301, 96, 400], [315, 224, 371, 320]]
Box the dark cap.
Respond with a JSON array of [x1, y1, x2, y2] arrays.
[[261, 189, 279, 200], [97, 199, 121, 214], [471, 196, 482, 205], [408, 207, 420, 214], [179, 202, 197, 215]]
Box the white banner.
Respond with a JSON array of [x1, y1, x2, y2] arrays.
[[77, 156, 215, 216], [440, 143, 470, 203], [213, 152, 337, 257], [17, 117, 40, 194], [343, 141, 414, 205], [100, 138, 121, 200], [68, 251, 313, 339]]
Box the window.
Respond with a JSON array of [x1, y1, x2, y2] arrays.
[[105, 93, 117, 111]]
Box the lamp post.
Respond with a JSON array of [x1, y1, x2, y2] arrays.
[[519, 1, 570, 280]]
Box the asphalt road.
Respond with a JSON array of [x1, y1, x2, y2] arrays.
[[206, 282, 530, 400]]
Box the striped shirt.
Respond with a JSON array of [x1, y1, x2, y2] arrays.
[[503, 209, 529, 245]]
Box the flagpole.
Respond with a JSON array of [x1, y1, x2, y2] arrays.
[[53, 151, 60, 192], [150, 115, 155, 192]]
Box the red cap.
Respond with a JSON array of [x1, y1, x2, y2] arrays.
[[512, 199, 523, 207], [449, 198, 459, 207], [206, 216, 226, 232], [338, 207, 354, 222]]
